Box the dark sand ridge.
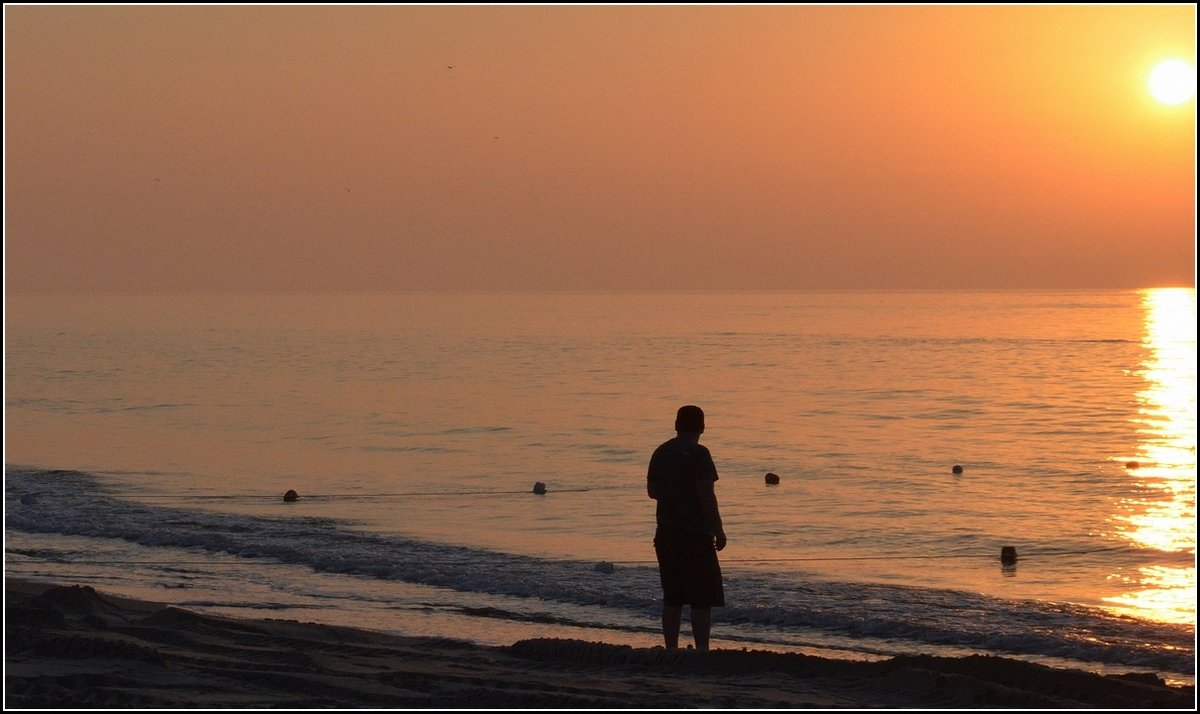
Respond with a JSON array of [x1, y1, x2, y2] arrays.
[[4, 578, 1194, 709]]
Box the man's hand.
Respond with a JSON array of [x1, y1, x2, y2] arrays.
[[713, 530, 727, 551]]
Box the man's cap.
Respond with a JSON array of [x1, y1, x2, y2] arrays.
[[675, 405, 705, 433]]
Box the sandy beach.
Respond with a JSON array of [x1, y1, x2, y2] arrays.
[[4, 578, 1193, 709]]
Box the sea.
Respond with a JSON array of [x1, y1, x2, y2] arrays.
[[4, 290, 1196, 687]]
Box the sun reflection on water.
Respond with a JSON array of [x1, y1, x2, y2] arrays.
[[1105, 288, 1196, 625]]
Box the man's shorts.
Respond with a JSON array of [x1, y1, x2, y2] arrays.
[[654, 527, 725, 608]]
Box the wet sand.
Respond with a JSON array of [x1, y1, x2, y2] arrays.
[[4, 578, 1194, 709]]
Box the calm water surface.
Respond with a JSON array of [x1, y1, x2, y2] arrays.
[[5, 290, 1195, 683]]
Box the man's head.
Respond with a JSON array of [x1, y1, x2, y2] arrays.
[[675, 405, 705, 435]]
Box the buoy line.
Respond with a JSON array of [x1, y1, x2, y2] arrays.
[[108, 486, 605, 501], [6, 545, 1132, 568]]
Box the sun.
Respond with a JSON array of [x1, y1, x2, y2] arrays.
[[1148, 59, 1196, 106]]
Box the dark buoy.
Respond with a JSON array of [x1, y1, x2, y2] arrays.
[[1000, 546, 1018, 565], [1125, 461, 1140, 470], [532, 482, 547, 495], [283, 489, 299, 502], [764, 472, 780, 485], [952, 465, 964, 475], [594, 561, 615, 574]]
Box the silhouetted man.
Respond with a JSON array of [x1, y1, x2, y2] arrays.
[[647, 405, 726, 652]]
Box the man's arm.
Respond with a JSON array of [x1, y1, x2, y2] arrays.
[[647, 447, 665, 500], [647, 456, 660, 499], [695, 478, 727, 550]]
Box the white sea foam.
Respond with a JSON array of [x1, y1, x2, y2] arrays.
[[5, 466, 1193, 677]]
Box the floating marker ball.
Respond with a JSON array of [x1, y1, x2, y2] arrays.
[[594, 561, 615, 574], [532, 482, 547, 495], [1125, 461, 1140, 470], [283, 489, 299, 502], [764, 472, 780, 485], [1000, 546, 1018, 565], [952, 465, 964, 475]]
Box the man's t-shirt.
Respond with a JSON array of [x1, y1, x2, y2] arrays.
[[647, 437, 719, 536]]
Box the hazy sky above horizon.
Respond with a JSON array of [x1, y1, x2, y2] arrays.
[[5, 5, 1196, 293]]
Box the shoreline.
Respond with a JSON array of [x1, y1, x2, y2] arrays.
[[5, 577, 1194, 709]]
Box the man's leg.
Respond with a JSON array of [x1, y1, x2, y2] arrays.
[[662, 605, 682, 648], [691, 607, 712, 652]]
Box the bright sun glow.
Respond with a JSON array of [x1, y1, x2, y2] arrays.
[[1103, 288, 1197, 625], [1148, 59, 1197, 105]]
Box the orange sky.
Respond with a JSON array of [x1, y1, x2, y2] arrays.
[[4, 5, 1195, 292]]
